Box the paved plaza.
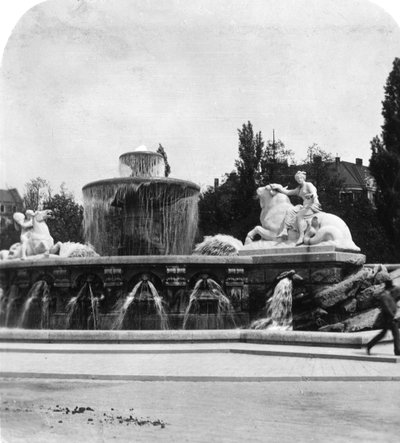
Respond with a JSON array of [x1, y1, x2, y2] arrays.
[[1, 338, 400, 442], [1, 378, 400, 442]]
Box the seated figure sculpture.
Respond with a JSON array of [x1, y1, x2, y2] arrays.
[[245, 172, 360, 252], [270, 170, 321, 246]]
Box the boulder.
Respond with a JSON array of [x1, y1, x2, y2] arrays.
[[342, 308, 381, 332], [356, 284, 384, 311], [319, 322, 345, 332], [314, 267, 374, 308]]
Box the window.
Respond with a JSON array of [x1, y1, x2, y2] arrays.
[[0, 204, 4, 213]]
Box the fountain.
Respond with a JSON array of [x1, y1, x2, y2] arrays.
[[83, 147, 199, 256], [0, 146, 369, 332]]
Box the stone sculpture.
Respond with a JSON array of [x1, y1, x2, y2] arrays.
[[245, 182, 360, 252], [1, 210, 61, 260], [0, 209, 99, 260]]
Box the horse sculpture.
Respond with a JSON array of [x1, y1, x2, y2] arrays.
[[245, 185, 360, 252], [26, 209, 60, 257], [1, 210, 61, 260]]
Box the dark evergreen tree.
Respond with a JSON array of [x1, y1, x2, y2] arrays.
[[44, 185, 84, 243], [156, 144, 171, 177], [369, 57, 400, 257], [198, 172, 240, 238], [234, 122, 265, 239]]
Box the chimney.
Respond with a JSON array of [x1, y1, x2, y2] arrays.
[[214, 178, 219, 188], [335, 157, 340, 167], [355, 158, 363, 166]]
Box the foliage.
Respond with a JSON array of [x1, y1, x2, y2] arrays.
[[198, 172, 242, 238], [23, 177, 52, 210], [334, 195, 397, 263], [233, 122, 265, 238], [301, 145, 343, 212], [44, 186, 84, 243], [0, 221, 20, 250], [369, 58, 400, 257], [156, 144, 171, 177], [260, 137, 295, 184]]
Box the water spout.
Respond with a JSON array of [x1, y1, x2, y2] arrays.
[[250, 276, 294, 330], [65, 282, 99, 330], [19, 281, 50, 329], [183, 277, 236, 329], [112, 277, 169, 330]]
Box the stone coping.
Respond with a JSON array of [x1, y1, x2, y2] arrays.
[[0, 255, 254, 269], [82, 176, 200, 192], [0, 328, 373, 348], [0, 250, 366, 270]]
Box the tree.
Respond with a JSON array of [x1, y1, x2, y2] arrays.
[[156, 144, 171, 177], [369, 58, 400, 255], [234, 122, 265, 238], [235, 121, 263, 186], [0, 222, 20, 250], [301, 144, 343, 213], [198, 172, 241, 238], [260, 136, 295, 184], [23, 177, 52, 210], [44, 186, 84, 243]]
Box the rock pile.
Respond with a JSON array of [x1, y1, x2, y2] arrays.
[[310, 265, 400, 332]]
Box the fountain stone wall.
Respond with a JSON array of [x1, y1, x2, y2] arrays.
[[0, 246, 365, 331]]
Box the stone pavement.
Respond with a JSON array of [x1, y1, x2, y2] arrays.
[[0, 340, 399, 381], [1, 336, 400, 442], [1, 379, 400, 443]]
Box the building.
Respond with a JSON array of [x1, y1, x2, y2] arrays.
[[331, 157, 377, 205], [0, 188, 24, 230]]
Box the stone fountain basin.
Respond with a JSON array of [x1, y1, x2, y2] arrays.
[[82, 176, 200, 203], [0, 246, 366, 331]]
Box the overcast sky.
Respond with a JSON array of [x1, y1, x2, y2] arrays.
[[1, 0, 400, 200]]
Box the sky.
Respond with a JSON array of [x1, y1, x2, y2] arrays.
[[1, 0, 400, 201]]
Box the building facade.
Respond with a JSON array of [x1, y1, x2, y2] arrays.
[[0, 189, 24, 231]]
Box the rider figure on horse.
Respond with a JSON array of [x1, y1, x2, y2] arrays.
[[270, 171, 321, 246], [13, 210, 36, 260]]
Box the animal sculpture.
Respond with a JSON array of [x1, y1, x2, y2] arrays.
[[245, 185, 360, 251]]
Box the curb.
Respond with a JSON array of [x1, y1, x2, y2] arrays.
[[1, 373, 400, 382], [0, 345, 398, 363], [0, 328, 373, 348]]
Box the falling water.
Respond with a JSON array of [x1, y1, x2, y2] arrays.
[[82, 148, 199, 256], [112, 279, 169, 330], [83, 180, 199, 256], [0, 287, 6, 325], [41, 284, 50, 329], [65, 282, 98, 329], [19, 281, 49, 328], [112, 281, 141, 330], [119, 151, 165, 178], [3, 285, 19, 327], [183, 278, 236, 329], [250, 277, 293, 330]]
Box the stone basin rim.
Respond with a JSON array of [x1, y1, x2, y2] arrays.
[[82, 177, 200, 192], [0, 328, 371, 347]]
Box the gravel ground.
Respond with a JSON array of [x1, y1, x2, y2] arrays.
[[1, 379, 399, 442]]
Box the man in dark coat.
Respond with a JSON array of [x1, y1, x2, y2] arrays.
[[367, 280, 400, 356]]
